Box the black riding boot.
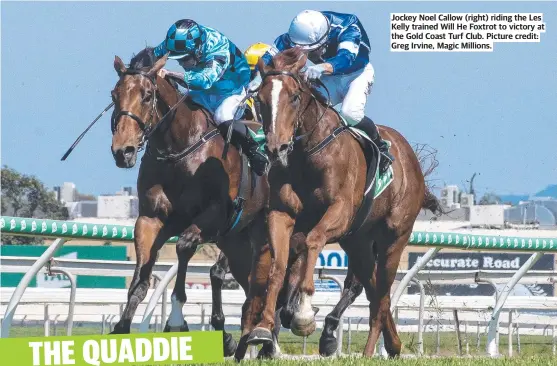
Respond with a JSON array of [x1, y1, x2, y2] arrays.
[[218, 121, 269, 176], [353, 116, 395, 174]]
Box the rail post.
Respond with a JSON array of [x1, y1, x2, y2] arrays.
[[486, 252, 543, 357], [436, 322, 440, 355], [410, 278, 425, 356], [139, 263, 179, 333], [319, 273, 344, 355], [347, 317, 352, 354], [200, 305, 206, 331], [44, 304, 50, 336], [1, 238, 65, 338], [551, 326, 557, 356], [48, 267, 76, 336], [101, 315, 106, 334], [465, 322, 469, 355], [508, 310, 513, 357], [53, 315, 60, 336], [475, 273, 500, 350], [152, 273, 167, 328], [516, 319, 521, 354], [380, 247, 440, 356]]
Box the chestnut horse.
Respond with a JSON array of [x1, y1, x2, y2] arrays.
[[239, 47, 441, 359], [106, 47, 358, 357], [107, 47, 274, 356], [107, 47, 393, 359]]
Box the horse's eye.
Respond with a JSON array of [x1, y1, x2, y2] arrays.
[[143, 91, 153, 102], [111, 91, 117, 102], [290, 93, 301, 104]]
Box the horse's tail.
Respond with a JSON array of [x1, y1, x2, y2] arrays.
[[412, 142, 447, 216], [422, 188, 444, 215]]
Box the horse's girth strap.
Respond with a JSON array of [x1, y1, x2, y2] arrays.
[[305, 126, 349, 157]]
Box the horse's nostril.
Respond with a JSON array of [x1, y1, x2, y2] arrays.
[[279, 144, 290, 152], [123, 146, 136, 158]]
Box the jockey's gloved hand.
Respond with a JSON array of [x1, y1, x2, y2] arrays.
[[158, 69, 185, 83], [248, 72, 263, 92], [303, 64, 327, 81], [167, 71, 185, 81], [157, 68, 169, 79]]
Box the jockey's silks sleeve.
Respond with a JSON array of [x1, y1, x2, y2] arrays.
[[182, 39, 230, 90], [258, 11, 371, 76], [324, 23, 361, 73], [260, 34, 289, 67], [154, 26, 250, 93], [153, 41, 168, 59]]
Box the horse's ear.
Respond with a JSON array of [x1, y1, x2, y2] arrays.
[[293, 50, 307, 73], [257, 57, 270, 75], [148, 53, 168, 77], [114, 55, 127, 76]]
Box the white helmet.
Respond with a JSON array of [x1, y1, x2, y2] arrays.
[[287, 10, 330, 51]]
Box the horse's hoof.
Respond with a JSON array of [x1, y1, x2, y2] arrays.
[[258, 337, 280, 360], [257, 341, 280, 359], [233, 334, 249, 362], [223, 333, 238, 357], [291, 314, 316, 337], [319, 334, 338, 357], [280, 311, 292, 329], [163, 322, 190, 333], [109, 324, 128, 334], [257, 347, 274, 359], [246, 327, 273, 346], [312, 306, 320, 315]]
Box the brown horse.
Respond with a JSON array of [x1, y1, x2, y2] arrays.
[[108, 47, 274, 356], [239, 47, 441, 358], [107, 47, 396, 360]]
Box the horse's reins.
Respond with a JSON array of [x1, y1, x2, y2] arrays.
[[61, 69, 188, 161]]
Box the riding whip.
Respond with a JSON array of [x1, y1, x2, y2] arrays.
[[60, 102, 115, 161]]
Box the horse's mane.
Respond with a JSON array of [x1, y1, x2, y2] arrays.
[[271, 47, 306, 72], [129, 47, 157, 70], [270, 47, 331, 106], [127, 46, 186, 101]]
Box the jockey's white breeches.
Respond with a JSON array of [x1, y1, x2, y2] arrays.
[[181, 85, 247, 125]]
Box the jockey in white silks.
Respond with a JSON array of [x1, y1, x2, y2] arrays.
[[249, 10, 394, 173]]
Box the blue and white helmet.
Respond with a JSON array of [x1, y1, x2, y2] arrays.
[[164, 19, 205, 60], [287, 10, 330, 51]]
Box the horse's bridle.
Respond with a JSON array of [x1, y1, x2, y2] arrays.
[[111, 69, 161, 151], [258, 69, 331, 156]]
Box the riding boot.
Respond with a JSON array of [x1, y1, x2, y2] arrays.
[[353, 116, 395, 174], [218, 121, 269, 176]]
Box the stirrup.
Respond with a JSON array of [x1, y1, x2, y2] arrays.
[[379, 151, 394, 173], [381, 151, 394, 163]]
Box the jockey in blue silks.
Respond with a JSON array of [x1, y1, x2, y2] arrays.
[[249, 10, 394, 173], [154, 19, 269, 175]]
